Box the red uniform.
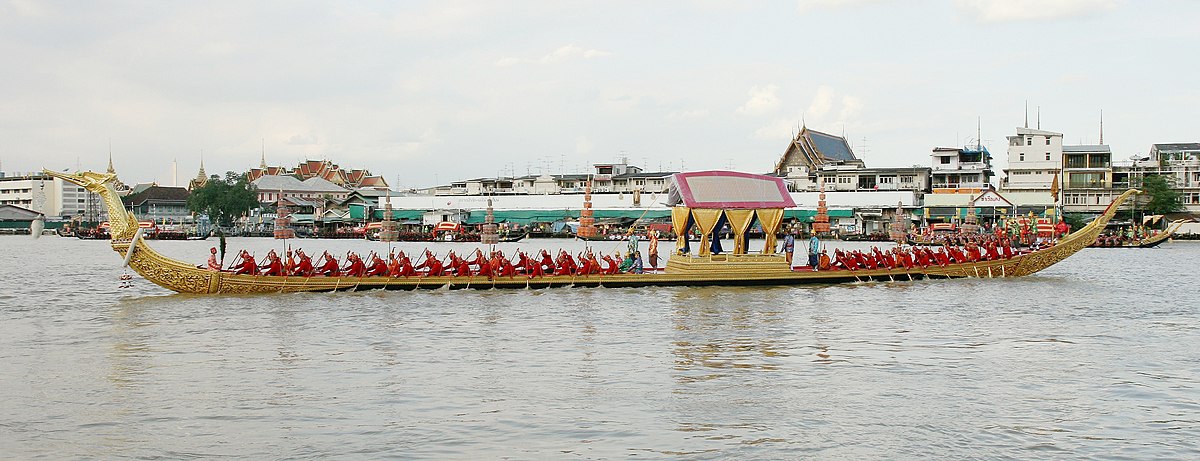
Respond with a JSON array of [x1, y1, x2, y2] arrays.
[[342, 254, 367, 277], [602, 255, 620, 275], [366, 256, 389, 276], [234, 253, 258, 275], [316, 254, 340, 277], [261, 256, 284, 276], [294, 252, 314, 276]]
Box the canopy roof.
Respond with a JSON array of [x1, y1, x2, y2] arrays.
[[666, 171, 796, 209]]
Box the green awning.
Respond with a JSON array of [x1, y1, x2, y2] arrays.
[[461, 209, 673, 225], [464, 209, 575, 224], [372, 209, 425, 220], [783, 209, 854, 222], [348, 204, 367, 220]]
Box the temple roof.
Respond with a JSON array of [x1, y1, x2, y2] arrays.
[[773, 126, 859, 175]]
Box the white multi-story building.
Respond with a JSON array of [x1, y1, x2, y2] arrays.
[[0, 173, 105, 220], [431, 161, 676, 196], [930, 145, 994, 193], [1002, 127, 1064, 193], [1060, 144, 1114, 212]]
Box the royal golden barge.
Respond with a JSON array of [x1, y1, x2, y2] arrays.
[[45, 169, 1137, 294]]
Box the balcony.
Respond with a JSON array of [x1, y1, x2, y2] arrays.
[[1065, 181, 1108, 189]]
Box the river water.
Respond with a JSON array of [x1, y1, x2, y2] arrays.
[[2, 235, 1198, 459]]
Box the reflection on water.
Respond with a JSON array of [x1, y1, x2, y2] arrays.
[[2, 236, 1200, 459], [671, 287, 789, 384]]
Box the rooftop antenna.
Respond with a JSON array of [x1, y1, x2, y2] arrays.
[[1037, 106, 1041, 130], [1099, 109, 1104, 144], [1024, 100, 1028, 129], [976, 116, 982, 151]]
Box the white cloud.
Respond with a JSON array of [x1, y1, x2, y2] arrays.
[[575, 136, 594, 155], [796, 0, 886, 13], [495, 44, 613, 67], [3, 0, 49, 17], [752, 86, 863, 140], [806, 86, 836, 119], [955, 0, 1117, 22], [736, 84, 780, 116], [668, 109, 710, 120], [838, 95, 863, 121], [752, 118, 801, 140], [286, 131, 320, 145], [494, 57, 523, 67]]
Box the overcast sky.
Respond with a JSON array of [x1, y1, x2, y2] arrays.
[[2, 0, 1197, 188]]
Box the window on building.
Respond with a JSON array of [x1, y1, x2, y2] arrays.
[[900, 175, 913, 183], [1045, 152, 1051, 161], [940, 157, 951, 164], [1026, 137, 1032, 144], [1068, 172, 1105, 188], [1046, 138, 1051, 145], [1019, 153, 1025, 161]]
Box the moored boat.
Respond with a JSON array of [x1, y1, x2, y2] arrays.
[[44, 168, 1137, 295], [1089, 219, 1184, 248]]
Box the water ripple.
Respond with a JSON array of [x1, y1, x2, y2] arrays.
[[2, 237, 1199, 459]]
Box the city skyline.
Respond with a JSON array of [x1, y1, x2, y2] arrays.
[[2, 0, 1196, 188]]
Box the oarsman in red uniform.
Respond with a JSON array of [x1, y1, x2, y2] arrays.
[[933, 248, 951, 266], [234, 250, 258, 275], [455, 253, 473, 277], [258, 250, 279, 275], [316, 251, 340, 277], [513, 252, 532, 276], [365, 254, 389, 276], [260, 251, 284, 276], [390, 252, 416, 277], [293, 249, 314, 276], [586, 251, 601, 275], [555, 251, 577, 276], [1002, 240, 1014, 259], [464, 250, 485, 277], [966, 242, 982, 262], [851, 251, 866, 270], [539, 250, 556, 274], [877, 248, 895, 269], [415, 250, 443, 276], [835, 249, 854, 271], [898, 248, 914, 269], [915, 248, 931, 268], [497, 252, 517, 278], [340, 252, 366, 277], [601, 254, 620, 275], [985, 242, 1000, 261]]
